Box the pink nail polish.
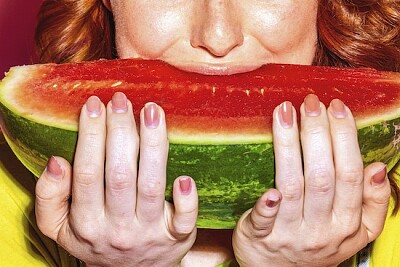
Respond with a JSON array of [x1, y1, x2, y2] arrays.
[[179, 177, 192, 195], [46, 156, 62, 180], [304, 94, 321, 117], [372, 165, 387, 185], [112, 92, 128, 113], [144, 102, 160, 129], [86, 96, 102, 118], [279, 101, 293, 128], [330, 99, 347, 118]]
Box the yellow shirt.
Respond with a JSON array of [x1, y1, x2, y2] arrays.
[[371, 198, 400, 266], [1, 141, 399, 267], [0, 142, 79, 267]]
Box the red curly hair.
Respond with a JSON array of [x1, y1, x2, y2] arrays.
[[35, 0, 116, 63], [315, 0, 400, 71], [35, 0, 400, 212]]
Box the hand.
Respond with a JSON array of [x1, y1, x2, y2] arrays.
[[35, 92, 198, 267], [232, 94, 391, 267]]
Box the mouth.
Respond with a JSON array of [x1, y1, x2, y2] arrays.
[[166, 61, 264, 75]]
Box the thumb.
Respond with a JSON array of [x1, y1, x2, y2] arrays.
[[235, 188, 281, 238], [35, 156, 72, 241], [170, 176, 198, 239], [362, 162, 391, 242]]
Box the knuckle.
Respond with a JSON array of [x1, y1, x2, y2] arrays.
[[80, 131, 103, 147], [174, 219, 196, 236], [337, 167, 363, 186], [280, 179, 302, 201], [274, 136, 296, 149], [141, 154, 164, 168], [142, 134, 167, 148], [249, 214, 273, 235], [302, 125, 327, 137], [371, 178, 391, 205], [35, 191, 57, 206], [107, 167, 133, 192], [303, 241, 324, 254], [333, 221, 360, 242], [74, 167, 101, 187], [178, 205, 198, 221], [140, 179, 164, 201], [342, 221, 360, 238], [175, 204, 198, 230], [306, 167, 333, 194], [72, 221, 100, 243], [109, 126, 134, 142], [303, 235, 333, 255], [109, 234, 135, 251], [35, 182, 53, 202], [333, 127, 357, 142], [334, 211, 361, 236], [373, 187, 391, 205], [81, 129, 101, 138]]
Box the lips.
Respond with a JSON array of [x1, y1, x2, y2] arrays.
[[166, 61, 264, 75]]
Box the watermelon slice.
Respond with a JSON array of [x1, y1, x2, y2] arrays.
[[0, 59, 400, 229]]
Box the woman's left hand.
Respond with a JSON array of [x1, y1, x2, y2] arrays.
[[232, 95, 391, 266]]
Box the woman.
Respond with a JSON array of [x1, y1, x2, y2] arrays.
[[1, 0, 399, 266]]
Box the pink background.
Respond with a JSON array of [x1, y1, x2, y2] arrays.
[[0, 0, 43, 78]]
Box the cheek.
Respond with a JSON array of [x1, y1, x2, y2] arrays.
[[249, 3, 318, 53], [115, 8, 184, 58]]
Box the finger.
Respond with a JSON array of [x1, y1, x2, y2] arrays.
[[300, 95, 335, 224], [105, 92, 139, 222], [136, 103, 169, 223], [362, 162, 390, 242], [170, 176, 198, 239], [72, 96, 106, 219], [330, 99, 364, 223], [273, 101, 304, 227], [238, 188, 282, 238], [35, 156, 72, 241]]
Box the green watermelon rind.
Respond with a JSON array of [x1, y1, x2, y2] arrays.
[[1, 100, 276, 228], [359, 120, 400, 169], [1, 99, 400, 228], [167, 142, 275, 228]]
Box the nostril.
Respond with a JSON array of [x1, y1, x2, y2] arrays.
[[191, 27, 244, 57]]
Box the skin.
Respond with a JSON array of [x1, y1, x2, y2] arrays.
[[35, 0, 391, 266], [112, 0, 318, 72]]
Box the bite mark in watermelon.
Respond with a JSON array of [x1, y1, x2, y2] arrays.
[[1, 59, 400, 228]]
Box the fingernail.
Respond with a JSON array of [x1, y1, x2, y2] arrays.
[[86, 96, 102, 118], [330, 99, 347, 118], [144, 102, 160, 129], [266, 195, 281, 208], [279, 101, 293, 128], [46, 156, 63, 180], [372, 165, 387, 185], [179, 177, 192, 195], [112, 92, 128, 113], [304, 94, 321, 117]]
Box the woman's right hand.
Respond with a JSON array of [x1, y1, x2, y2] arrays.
[[35, 92, 198, 267]]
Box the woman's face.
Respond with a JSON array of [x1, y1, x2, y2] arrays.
[[108, 0, 319, 75]]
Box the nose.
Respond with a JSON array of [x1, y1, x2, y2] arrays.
[[191, 0, 244, 57]]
